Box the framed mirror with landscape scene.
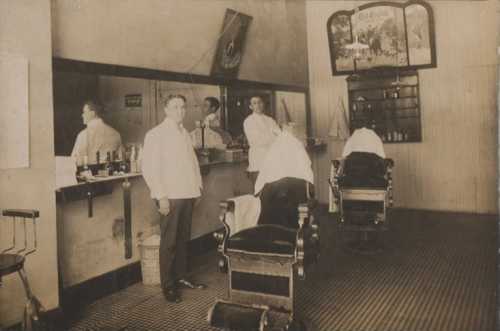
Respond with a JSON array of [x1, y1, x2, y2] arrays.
[[327, 0, 436, 76]]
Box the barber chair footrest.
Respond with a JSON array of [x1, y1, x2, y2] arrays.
[[208, 300, 269, 331]]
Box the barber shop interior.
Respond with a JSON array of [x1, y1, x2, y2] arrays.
[[0, 1, 499, 330]]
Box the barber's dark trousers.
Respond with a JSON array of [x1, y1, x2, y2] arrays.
[[159, 198, 194, 290]]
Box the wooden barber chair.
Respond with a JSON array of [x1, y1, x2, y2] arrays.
[[329, 153, 394, 253], [208, 177, 319, 331]]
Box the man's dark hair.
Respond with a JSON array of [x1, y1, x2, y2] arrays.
[[250, 94, 265, 102], [204, 97, 220, 111], [84, 100, 104, 117], [163, 94, 187, 107]]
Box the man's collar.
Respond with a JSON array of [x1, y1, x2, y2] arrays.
[[86, 117, 103, 127], [163, 117, 184, 130]]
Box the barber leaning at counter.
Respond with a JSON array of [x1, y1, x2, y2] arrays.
[[71, 100, 122, 165], [142, 94, 207, 304]]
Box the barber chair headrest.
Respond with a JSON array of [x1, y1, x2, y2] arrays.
[[258, 177, 313, 229]]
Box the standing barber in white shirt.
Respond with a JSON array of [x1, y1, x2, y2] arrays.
[[71, 100, 122, 165], [142, 94, 206, 304], [243, 95, 281, 185]]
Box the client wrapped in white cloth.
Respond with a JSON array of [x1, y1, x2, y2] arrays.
[[225, 124, 314, 234]]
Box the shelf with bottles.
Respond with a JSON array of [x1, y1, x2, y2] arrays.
[[351, 96, 418, 103], [347, 84, 418, 93], [76, 145, 143, 180], [347, 69, 422, 144], [377, 118, 421, 144]]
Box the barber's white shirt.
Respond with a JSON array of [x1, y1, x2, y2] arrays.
[[203, 111, 221, 128], [342, 127, 386, 159], [142, 118, 202, 200], [71, 118, 122, 165], [243, 113, 280, 172], [190, 127, 225, 150]]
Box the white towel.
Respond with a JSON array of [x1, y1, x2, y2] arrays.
[[225, 195, 261, 235], [254, 131, 314, 195], [342, 127, 385, 159]]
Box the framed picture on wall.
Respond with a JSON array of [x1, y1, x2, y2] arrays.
[[327, 0, 436, 75], [211, 9, 253, 79]]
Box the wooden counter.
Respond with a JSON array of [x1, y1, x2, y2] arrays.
[[56, 156, 252, 289]]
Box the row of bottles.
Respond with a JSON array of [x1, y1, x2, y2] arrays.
[[380, 130, 410, 143], [382, 87, 401, 99], [78, 145, 142, 178]]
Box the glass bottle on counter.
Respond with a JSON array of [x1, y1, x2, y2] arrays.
[[129, 145, 137, 173], [82, 156, 89, 172], [105, 151, 113, 176], [119, 147, 128, 174], [78, 156, 93, 180], [136, 146, 143, 173], [393, 86, 400, 99]]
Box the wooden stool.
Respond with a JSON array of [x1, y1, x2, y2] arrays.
[[0, 209, 44, 331]]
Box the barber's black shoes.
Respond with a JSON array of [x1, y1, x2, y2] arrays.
[[162, 279, 206, 302], [177, 278, 207, 290], [163, 287, 181, 303]]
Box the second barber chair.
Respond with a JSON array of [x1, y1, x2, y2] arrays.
[[329, 154, 394, 253]]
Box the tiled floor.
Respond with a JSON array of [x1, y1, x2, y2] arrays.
[[67, 209, 497, 331]]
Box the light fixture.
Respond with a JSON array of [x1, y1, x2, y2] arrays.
[[344, 7, 369, 61]]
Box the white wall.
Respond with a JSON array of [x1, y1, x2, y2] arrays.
[[0, 0, 58, 327], [307, 0, 497, 213], [52, 0, 309, 87]]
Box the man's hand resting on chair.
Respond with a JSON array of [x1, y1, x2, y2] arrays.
[[158, 198, 170, 216]]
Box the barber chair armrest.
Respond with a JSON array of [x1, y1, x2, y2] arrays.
[[213, 201, 236, 273], [384, 158, 394, 169], [331, 159, 343, 179], [384, 159, 394, 207], [295, 203, 320, 280], [214, 201, 235, 252], [329, 160, 343, 202]]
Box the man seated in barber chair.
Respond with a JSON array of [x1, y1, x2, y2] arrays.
[[208, 123, 319, 331], [330, 122, 394, 253]]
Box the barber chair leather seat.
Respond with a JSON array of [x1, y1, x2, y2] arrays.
[[227, 224, 296, 255]]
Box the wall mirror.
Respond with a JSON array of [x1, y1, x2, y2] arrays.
[[53, 58, 311, 165], [327, 0, 436, 75]]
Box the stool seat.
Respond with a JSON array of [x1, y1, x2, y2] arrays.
[[0, 253, 25, 277], [228, 225, 296, 255]]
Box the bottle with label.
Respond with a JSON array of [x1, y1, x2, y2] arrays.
[[136, 146, 143, 173], [82, 156, 89, 171], [106, 151, 114, 176], [119, 147, 127, 174], [393, 86, 400, 99], [130, 145, 137, 173]]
